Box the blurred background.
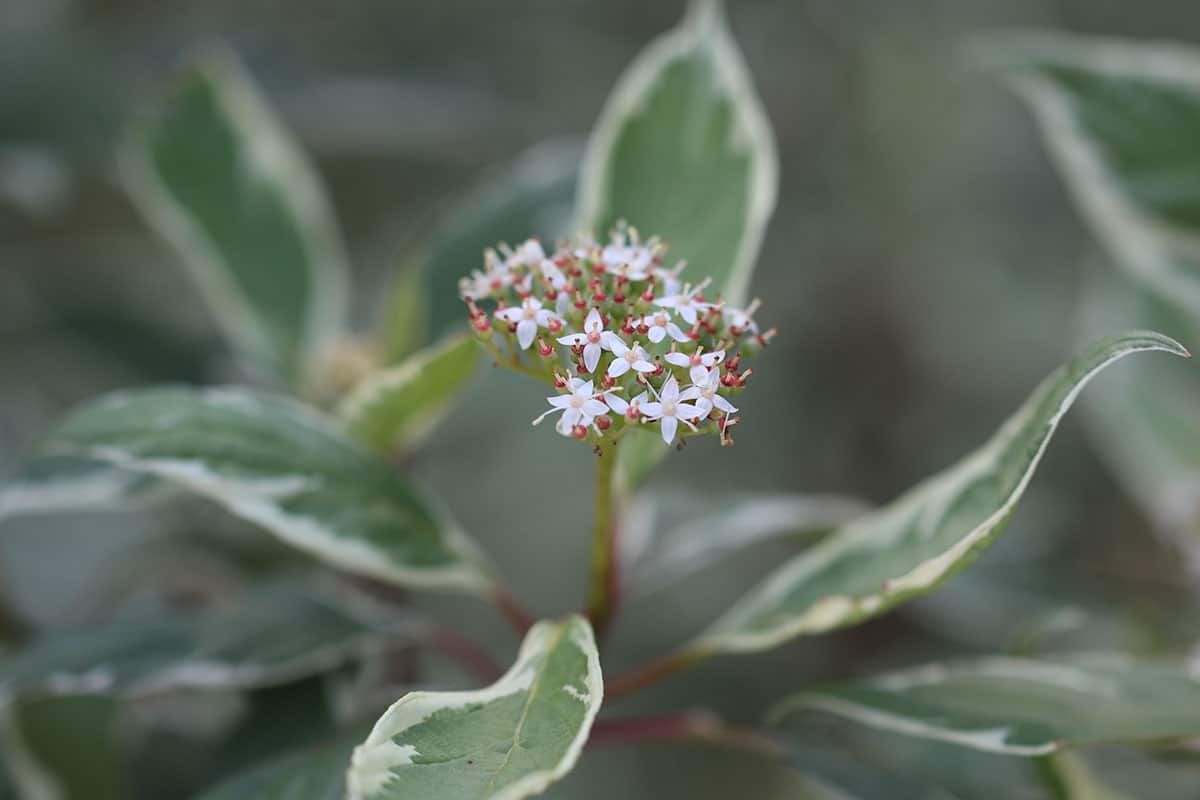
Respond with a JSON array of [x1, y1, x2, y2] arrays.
[[2, 0, 1199, 797]]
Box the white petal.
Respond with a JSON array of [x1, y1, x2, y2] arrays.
[[607, 358, 630, 378], [640, 402, 664, 419], [606, 394, 629, 414], [582, 399, 609, 418], [562, 408, 582, 428], [602, 332, 627, 354], [664, 352, 690, 368], [648, 325, 666, 343], [689, 364, 709, 385], [556, 293, 571, 317], [678, 305, 698, 325], [655, 297, 678, 309], [585, 308, 602, 332], [516, 319, 537, 350], [495, 308, 522, 322], [579, 380, 595, 395], [666, 323, 690, 343], [633, 360, 656, 373], [547, 395, 574, 409], [660, 415, 677, 444], [631, 391, 649, 406], [661, 376, 679, 402], [714, 395, 738, 414], [535, 309, 554, 326], [707, 349, 726, 366], [679, 386, 702, 402], [675, 403, 700, 419], [558, 333, 587, 346], [693, 398, 714, 417], [584, 343, 601, 373]]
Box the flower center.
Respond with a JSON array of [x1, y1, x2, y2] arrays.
[[663, 400, 677, 416], [587, 331, 602, 344], [690, 353, 703, 366], [522, 307, 537, 320], [654, 313, 667, 327], [570, 395, 585, 409], [624, 350, 637, 363], [702, 387, 714, 399]]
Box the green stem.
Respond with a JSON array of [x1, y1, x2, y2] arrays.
[[585, 442, 620, 637]]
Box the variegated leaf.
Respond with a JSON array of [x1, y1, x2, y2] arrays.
[[347, 615, 601, 800], [686, 332, 1187, 656]]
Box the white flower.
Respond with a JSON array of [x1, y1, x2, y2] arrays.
[[532, 378, 609, 432], [459, 252, 513, 298], [605, 337, 656, 378], [724, 299, 761, 335], [495, 298, 559, 350], [557, 308, 608, 373], [641, 375, 701, 444], [687, 367, 737, 417], [540, 259, 569, 290], [601, 244, 654, 280], [506, 239, 545, 269], [605, 390, 648, 419], [664, 347, 725, 384], [655, 278, 714, 325], [638, 310, 689, 344]]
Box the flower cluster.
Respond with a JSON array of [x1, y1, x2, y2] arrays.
[[460, 225, 774, 447]]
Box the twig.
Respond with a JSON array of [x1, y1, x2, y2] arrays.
[[588, 711, 784, 758]]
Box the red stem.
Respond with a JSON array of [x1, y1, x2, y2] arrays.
[[491, 586, 535, 635], [605, 649, 703, 700], [429, 627, 504, 684]]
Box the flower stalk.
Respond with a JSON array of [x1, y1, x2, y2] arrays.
[[586, 441, 620, 637]]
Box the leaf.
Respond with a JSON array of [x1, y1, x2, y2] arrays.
[[39, 386, 492, 592], [0, 456, 165, 524], [197, 729, 362, 800], [620, 491, 869, 600], [423, 138, 580, 342], [346, 615, 601, 800], [1082, 274, 1200, 551], [121, 47, 350, 381], [577, 0, 778, 493], [1038, 752, 1132, 800], [983, 32, 1200, 318], [685, 332, 1188, 656], [0, 584, 400, 700], [0, 696, 127, 800], [769, 655, 1200, 756], [338, 332, 481, 455]]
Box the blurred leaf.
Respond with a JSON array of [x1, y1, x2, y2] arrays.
[[422, 139, 580, 342], [338, 332, 480, 456], [770, 655, 1200, 755], [621, 491, 868, 600], [0, 455, 165, 524], [576, 0, 777, 494], [198, 728, 363, 800], [986, 32, 1200, 317], [381, 262, 427, 363], [39, 387, 493, 593], [1083, 274, 1200, 553], [212, 676, 337, 778], [685, 332, 1187, 657], [0, 695, 126, 800], [1, 584, 398, 699], [121, 47, 350, 383], [347, 616, 601, 800]]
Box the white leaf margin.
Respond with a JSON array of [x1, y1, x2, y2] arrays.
[[120, 46, 351, 377], [347, 615, 602, 800], [575, 0, 779, 306]]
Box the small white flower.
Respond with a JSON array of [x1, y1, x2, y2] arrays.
[[655, 278, 714, 325], [532, 378, 609, 431], [506, 239, 545, 269], [605, 337, 656, 378], [557, 308, 608, 373], [724, 299, 761, 335], [640, 375, 701, 444], [605, 390, 648, 419], [638, 310, 690, 344], [601, 244, 654, 280], [495, 298, 560, 350], [664, 347, 725, 384], [540, 259, 569, 290], [687, 367, 737, 417], [459, 252, 513, 298]]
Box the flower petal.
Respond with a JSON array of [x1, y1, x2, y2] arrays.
[[640, 402, 664, 419], [584, 343, 601, 373], [660, 415, 678, 444], [585, 308, 602, 332], [648, 326, 666, 343], [664, 352, 690, 368], [516, 319, 537, 350], [582, 399, 609, 418], [678, 305, 698, 326], [666, 323, 689, 343], [608, 358, 630, 378], [606, 394, 629, 414], [558, 333, 587, 346]]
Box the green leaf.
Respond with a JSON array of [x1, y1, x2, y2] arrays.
[[622, 491, 868, 599], [1038, 752, 1132, 800], [121, 47, 350, 381], [347, 615, 601, 800], [198, 729, 362, 800], [423, 139, 580, 343], [39, 386, 491, 592], [686, 331, 1188, 656], [1, 584, 397, 699], [984, 32, 1200, 317], [338, 332, 481, 455], [0, 456, 165, 524], [577, 0, 777, 494], [0, 696, 127, 800], [769, 655, 1200, 756]]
